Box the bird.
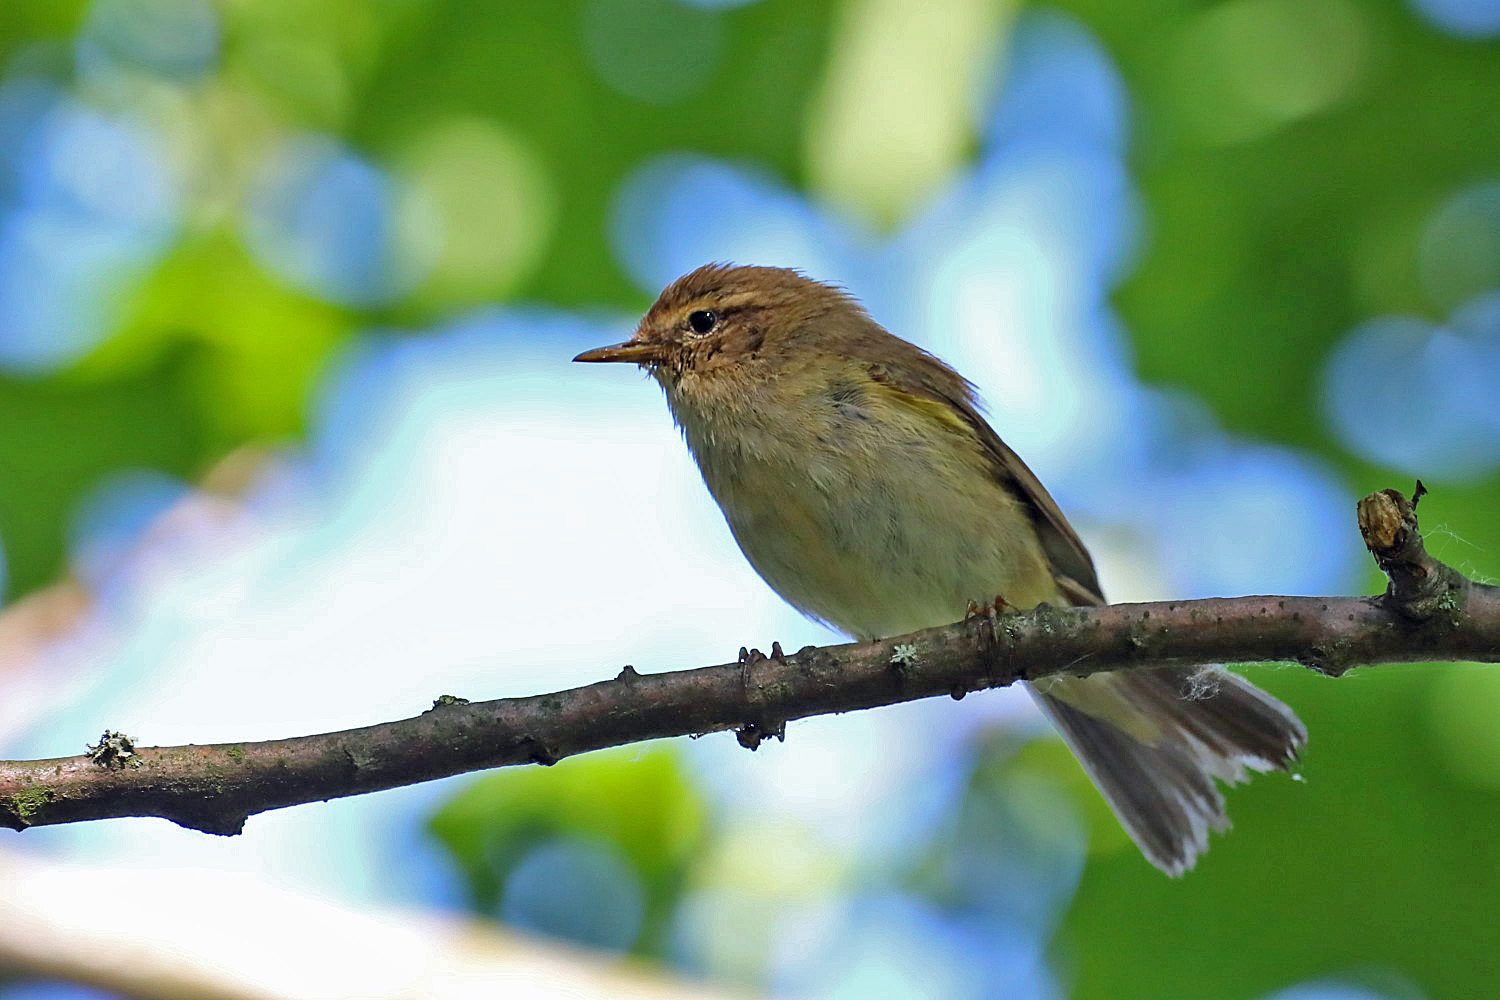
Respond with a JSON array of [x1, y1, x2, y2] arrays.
[[574, 262, 1305, 875]]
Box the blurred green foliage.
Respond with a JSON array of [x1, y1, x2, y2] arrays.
[[3, 0, 1494, 589], [0, 0, 839, 599], [1059, 664, 1500, 999], [357, 0, 836, 309], [0, 353, 205, 595], [1056, 0, 1500, 454], [429, 748, 708, 956]]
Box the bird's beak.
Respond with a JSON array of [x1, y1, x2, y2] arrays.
[[572, 341, 662, 364]]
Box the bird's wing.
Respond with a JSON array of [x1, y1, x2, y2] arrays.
[[867, 359, 1105, 608]]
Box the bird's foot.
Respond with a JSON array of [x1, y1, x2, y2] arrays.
[[737, 641, 786, 666], [964, 594, 1013, 621]]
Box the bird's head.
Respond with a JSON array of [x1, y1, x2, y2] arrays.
[[573, 263, 870, 388]]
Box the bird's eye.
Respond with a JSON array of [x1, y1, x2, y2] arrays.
[[687, 309, 718, 335]]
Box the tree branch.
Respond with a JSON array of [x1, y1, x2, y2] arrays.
[[3, 486, 1497, 835]]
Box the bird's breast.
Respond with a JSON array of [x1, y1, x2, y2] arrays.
[[667, 382, 1058, 640]]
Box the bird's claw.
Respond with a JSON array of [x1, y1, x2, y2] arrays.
[[736, 642, 787, 751], [735, 719, 786, 751], [738, 641, 785, 666], [964, 594, 1012, 621], [738, 645, 766, 666]]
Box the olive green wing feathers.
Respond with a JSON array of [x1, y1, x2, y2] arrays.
[[865, 353, 1105, 608]]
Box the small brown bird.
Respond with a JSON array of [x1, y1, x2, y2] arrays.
[[575, 263, 1305, 875]]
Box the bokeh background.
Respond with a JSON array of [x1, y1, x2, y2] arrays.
[[0, 0, 1498, 997]]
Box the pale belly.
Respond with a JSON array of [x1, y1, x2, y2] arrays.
[[693, 433, 1059, 641]]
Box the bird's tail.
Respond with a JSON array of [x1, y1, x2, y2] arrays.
[[1028, 667, 1305, 876]]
